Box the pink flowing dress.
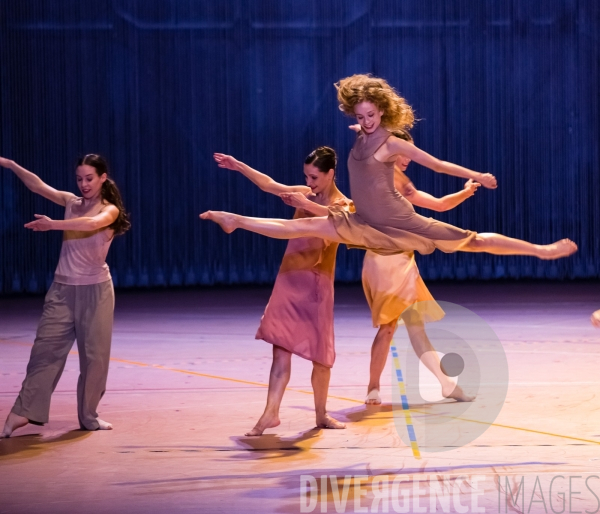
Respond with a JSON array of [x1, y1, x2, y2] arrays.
[[255, 196, 350, 368]]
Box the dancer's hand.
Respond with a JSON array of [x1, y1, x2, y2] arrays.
[[478, 173, 497, 189], [280, 191, 312, 209], [24, 214, 53, 231], [463, 179, 481, 197], [0, 156, 14, 169], [213, 153, 240, 171], [349, 124, 361, 133]]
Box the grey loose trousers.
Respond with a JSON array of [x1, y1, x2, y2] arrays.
[[11, 280, 114, 430]]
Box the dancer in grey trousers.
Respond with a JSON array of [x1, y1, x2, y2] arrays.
[[0, 154, 130, 437]]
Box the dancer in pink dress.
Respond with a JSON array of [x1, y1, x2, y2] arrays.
[[213, 148, 347, 435], [200, 75, 576, 261]]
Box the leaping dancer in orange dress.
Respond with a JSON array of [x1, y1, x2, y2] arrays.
[[355, 127, 478, 405]]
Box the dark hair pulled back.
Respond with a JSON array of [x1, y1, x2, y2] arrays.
[[304, 146, 337, 174], [77, 154, 131, 236]]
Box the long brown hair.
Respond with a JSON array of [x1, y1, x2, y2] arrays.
[[77, 154, 131, 236]]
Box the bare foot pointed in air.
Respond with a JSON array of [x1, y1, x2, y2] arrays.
[[539, 239, 577, 260], [316, 414, 346, 430], [0, 412, 29, 439], [199, 211, 238, 234], [365, 388, 382, 405], [442, 384, 475, 403], [244, 412, 280, 436], [96, 419, 113, 431]]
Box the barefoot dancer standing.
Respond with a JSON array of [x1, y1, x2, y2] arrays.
[[213, 148, 346, 435], [357, 128, 477, 405], [200, 74, 576, 260], [0, 155, 130, 438]]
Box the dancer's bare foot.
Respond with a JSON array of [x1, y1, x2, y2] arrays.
[[316, 414, 346, 429], [537, 239, 577, 260], [244, 412, 280, 436], [199, 211, 238, 234], [365, 389, 382, 405], [0, 412, 29, 438], [442, 384, 475, 402], [96, 419, 113, 431]]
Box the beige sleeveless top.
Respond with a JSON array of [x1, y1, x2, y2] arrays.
[[54, 197, 113, 285]]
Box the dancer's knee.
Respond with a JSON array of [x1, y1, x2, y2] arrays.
[[461, 234, 489, 252], [376, 322, 396, 341], [312, 362, 329, 374], [474, 233, 497, 246], [468, 235, 484, 249], [272, 346, 292, 373], [273, 345, 291, 359], [401, 307, 425, 327]]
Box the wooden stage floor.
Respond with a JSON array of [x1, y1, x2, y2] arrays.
[[1, 282, 599, 514]]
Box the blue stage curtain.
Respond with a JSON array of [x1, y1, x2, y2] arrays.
[[1, 1, 598, 293]]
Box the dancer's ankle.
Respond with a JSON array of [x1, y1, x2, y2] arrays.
[[0, 412, 30, 439]]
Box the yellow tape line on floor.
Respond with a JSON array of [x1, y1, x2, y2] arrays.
[[3, 339, 599, 446]]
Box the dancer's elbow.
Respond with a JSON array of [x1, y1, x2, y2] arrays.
[[86, 217, 108, 231], [437, 199, 451, 212], [261, 178, 280, 194]]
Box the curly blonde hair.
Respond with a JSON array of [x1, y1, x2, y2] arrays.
[[335, 74, 415, 130]]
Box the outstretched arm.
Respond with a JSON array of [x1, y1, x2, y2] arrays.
[[386, 138, 498, 189], [24, 205, 119, 232], [0, 157, 76, 206], [213, 153, 311, 196], [401, 176, 480, 212]]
